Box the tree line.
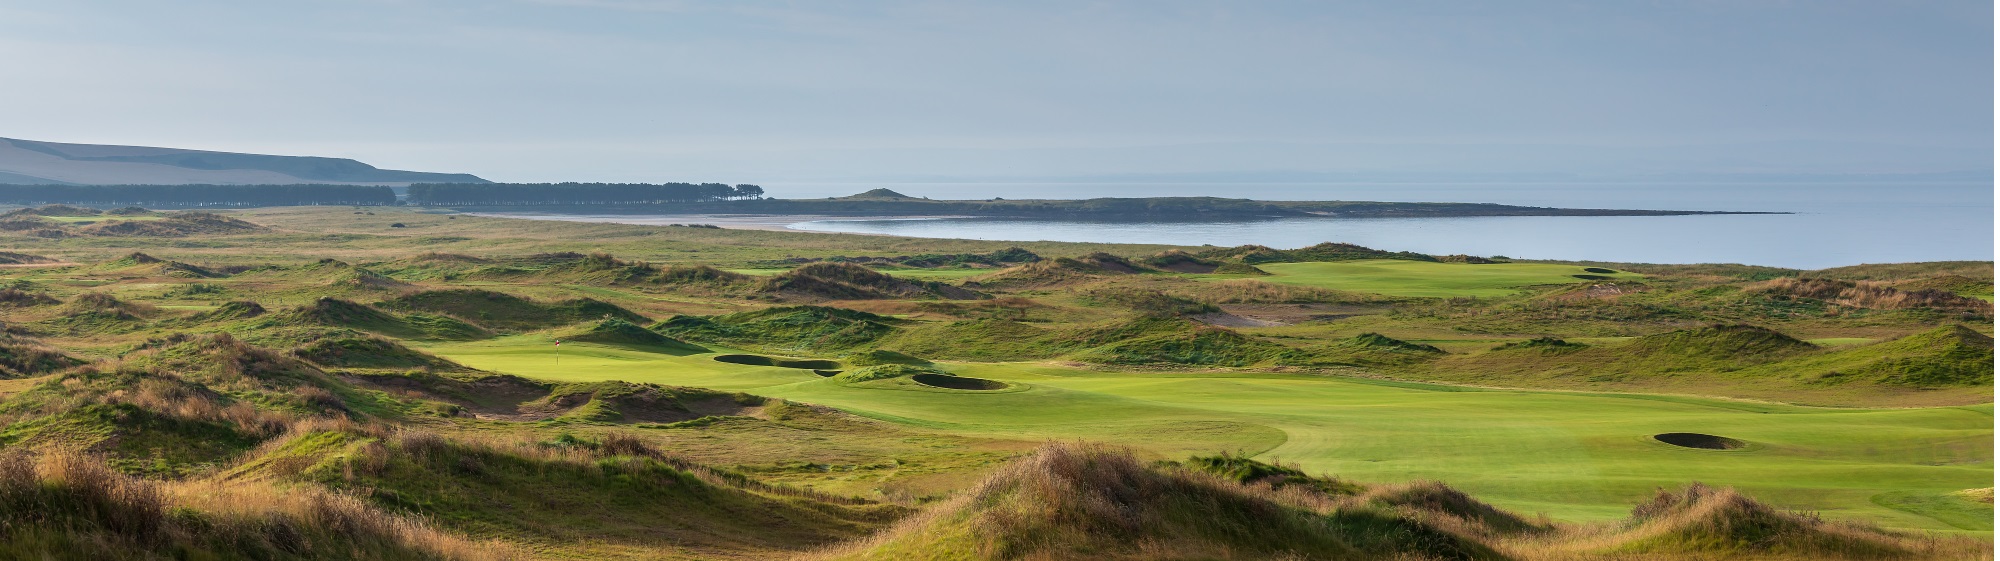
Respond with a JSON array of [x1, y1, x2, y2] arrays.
[[0, 184, 397, 206], [405, 183, 764, 205]]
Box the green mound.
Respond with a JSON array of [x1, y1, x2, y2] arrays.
[[653, 263, 755, 285], [1079, 287, 1220, 316], [557, 318, 706, 354], [1759, 324, 1994, 387], [378, 289, 647, 331], [1070, 321, 1299, 367], [516, 252, 724, 286], [761, 247, 1041, 270], [844, 349, 931, 366], [185, 300, 267, 322], [878, 319, 1054, 361], [293, 337, 465, 370], [0, 252, 57, 265], [0, 338, 85, 377], [1622, 324, 1817, 366], [1343, 332, 1447, 353], [757, 262, 987, 301], [832, 364, 955, 384], [966, 253, 1155, 288], [655, 305, 898, 352], [0, 288, 57, 307], [268, 298, 489, 341], [1612, 483, 1912, 558], [242, 428, 896, 557], [839, 188, 918, 199], [1142, 250, 1223, 273], [816, 443, 1497, 561], [94, 252, 222, 278], [324, 265, 408, 290], [43, 293, 154, 334], [529, 381, 762, 423], [1289, 332, 1448, 368], [712, 354, 838, 369], [79, 212, 264, 237], [1201, 242, 1438, 265], [2, 204, 100, 218], [1357, 480, 1548, 536], [1211, 262, 1270, 275]]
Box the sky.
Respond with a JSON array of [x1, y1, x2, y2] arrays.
[[0, 1, 1991, 183]]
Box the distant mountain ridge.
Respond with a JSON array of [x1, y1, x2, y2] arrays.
[[0, 137, 487, 185]]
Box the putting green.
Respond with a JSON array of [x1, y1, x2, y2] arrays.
[[421, 338, 1993, 533], [1238, 259, 1646, 298]]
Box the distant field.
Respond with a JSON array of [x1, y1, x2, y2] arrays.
[[421, 337, 1994, 533], [1241, 259, 1647, 297], [726, 267, 994, 280]]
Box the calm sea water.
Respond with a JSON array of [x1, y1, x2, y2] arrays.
[[772, 182, 1992, 270]]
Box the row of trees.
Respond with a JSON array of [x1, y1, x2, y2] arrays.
[[405, 183, 764, 205], [0, 184, 397, 206]]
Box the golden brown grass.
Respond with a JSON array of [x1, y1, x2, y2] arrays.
[[1752, 277, 1990, 312], [0, 448, 510, 560]]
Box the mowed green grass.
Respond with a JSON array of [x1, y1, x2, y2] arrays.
[[1239, 259, 1646, 298], [421, 338, 1994, 533]]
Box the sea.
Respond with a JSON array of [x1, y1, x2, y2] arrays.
[[496, 182, 1996, 270]]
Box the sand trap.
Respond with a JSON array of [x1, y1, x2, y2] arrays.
[[911, 373, 1008, 390], [1571, 274, 1615, 280], [1583, 267, 1619, 274], [1654, 433, 1745, 450], [812, 369, 841, 377], [713, 354, 841, 370]]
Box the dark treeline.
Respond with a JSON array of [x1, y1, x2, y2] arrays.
[[407, 182, 764, 205], [0, 184, 397, 206]]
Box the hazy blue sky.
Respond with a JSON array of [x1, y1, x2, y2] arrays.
[[1, 1, 1990, 182]]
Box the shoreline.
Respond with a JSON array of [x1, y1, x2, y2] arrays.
[[460, 211, 968, 233]]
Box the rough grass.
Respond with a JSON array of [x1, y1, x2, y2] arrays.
[[243, 426, 901, 559], [0, 449, 504, 560]]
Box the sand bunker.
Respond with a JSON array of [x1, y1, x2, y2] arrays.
[[1583, 267, 1619, 274], [713, 354, 841, 370], [1654, 433, 1746, 450], [912, 373, 1008, 390]]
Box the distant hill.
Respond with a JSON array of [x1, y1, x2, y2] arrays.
[[0, 137, 487, 185]]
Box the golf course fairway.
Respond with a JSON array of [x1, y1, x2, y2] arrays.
[[422, 337, 1994, 534], [1244, 259, 1647, 297]]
